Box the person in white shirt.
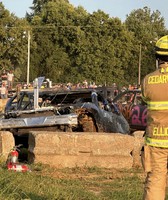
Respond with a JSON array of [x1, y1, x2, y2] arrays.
[[0, 82, 8, 99], [7, 70, 14, 90]]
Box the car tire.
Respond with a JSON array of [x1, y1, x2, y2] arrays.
[[78, 113, 98, 132]]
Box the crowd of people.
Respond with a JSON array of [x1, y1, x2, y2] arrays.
[[0, 69, 142, 100], [0, 69, 14, 99], [52, 81, 141, 95]]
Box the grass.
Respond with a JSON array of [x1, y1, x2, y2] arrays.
[[0, 162, 167, 200], [0, 162, 144, 200]]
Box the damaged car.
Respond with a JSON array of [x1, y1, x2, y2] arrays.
[[113, 89, 147, 131], [1, 87, 130, 134]]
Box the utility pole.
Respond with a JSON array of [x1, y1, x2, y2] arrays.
[[27, 30, 30, 86], [138, 44, 142, 86]]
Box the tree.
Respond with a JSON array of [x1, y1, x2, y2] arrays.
[[125, 7, 168, 82], [3, 1, 167, 86], [0, 2, 33, 82], [74, 11, 135, 85], [26, 2, 168, 86]]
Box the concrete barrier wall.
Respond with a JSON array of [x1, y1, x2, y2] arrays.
[[0, 130, 144, 169], [0, 131, 15, 161], [28, 131, 144, 169]]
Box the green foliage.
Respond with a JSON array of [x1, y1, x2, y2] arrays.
[[0, 2, 168, 86], [125, 7, 168, 82], [0, 2, 32, 81]]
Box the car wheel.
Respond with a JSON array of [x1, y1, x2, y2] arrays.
[[78, 113, 98, 132]]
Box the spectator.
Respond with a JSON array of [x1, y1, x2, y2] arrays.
[[89, 82, 97, 88], [121, 86, 127, 92], [66, 82, 72, 90], [83, 80, 88, 88], [0, 82, 8, 99], [112, 83, 119, 97], [7, 70, 14, 90], [128, 84, 134, 90], [1, 70, 7, 85]]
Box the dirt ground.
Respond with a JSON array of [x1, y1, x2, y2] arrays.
[[32, 163, 146, 181]]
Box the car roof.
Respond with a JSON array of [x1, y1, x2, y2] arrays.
[[19, 86, 114, 97], [15, 87, 108, 105]]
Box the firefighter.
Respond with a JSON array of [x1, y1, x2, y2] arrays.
[[141, 35, 168, 200]]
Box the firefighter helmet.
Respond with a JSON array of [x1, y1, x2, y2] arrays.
[[155, 35, 168, 56]]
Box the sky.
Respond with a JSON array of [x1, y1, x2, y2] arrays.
[[1, 0, 168, 28]]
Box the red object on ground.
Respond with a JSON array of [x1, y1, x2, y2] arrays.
[[6, 145, 31, 172], [7, 162, 30, 172]]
